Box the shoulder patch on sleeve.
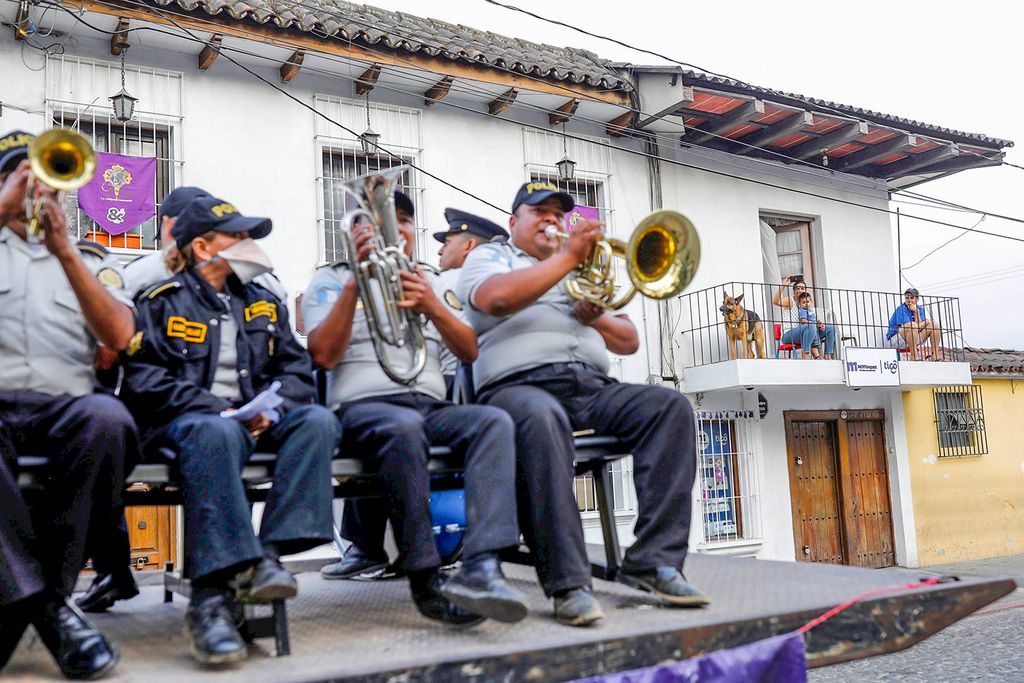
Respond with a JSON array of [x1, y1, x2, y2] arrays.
[[142, 280, 182, 300], [76, 239, 110, 260], [443, 290, 463, 311], [96, 267, 125, 289]]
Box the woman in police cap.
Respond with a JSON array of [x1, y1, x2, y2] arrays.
[[120, 196, 339, 666]]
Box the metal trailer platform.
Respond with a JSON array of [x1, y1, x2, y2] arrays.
[[4, 555, 1015, 682]]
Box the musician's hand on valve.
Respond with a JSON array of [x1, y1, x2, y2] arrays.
[[352, 222, 376, 263], [396, 268, 440, 315], [38, 189, 73, 258], [0, 160, 31, 227], [572, 300, 604, 324], [564, 219, 603, 264]]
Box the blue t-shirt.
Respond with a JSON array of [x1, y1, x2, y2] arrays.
[[798, 307, 817, 324], [886, 303, 928, 340]]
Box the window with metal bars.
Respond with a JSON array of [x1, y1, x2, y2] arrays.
[[695, 413, 764, 545], [572, 457, 635, 514], [320, 150, 416, 263], [933, 385, 987, 457]]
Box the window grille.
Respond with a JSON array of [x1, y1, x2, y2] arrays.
[[523, 128, 613, 230], [314, 95, 423, 263], [695, 411, 764, 544], [573, 456, 635, 514], [45, 55, 184, 253], [933, 385, 987, 457]]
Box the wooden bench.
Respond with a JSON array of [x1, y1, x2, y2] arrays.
[[15, 435, 630, 657]]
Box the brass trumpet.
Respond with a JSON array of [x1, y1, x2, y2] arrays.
[[545, 209, 700, 309], [24, 128, 96, 240]]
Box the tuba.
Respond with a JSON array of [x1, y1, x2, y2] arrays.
[[25, 128, 97, 241], [546, 209, 700, 310], [338, 166, 427, 385]]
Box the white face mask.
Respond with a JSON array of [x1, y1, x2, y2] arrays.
[[218, 237, 274, 284]]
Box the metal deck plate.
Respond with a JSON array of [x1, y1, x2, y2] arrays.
[[4, 555, 1014, 682]]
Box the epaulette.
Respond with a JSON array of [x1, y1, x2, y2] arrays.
[[76, 239, 110, 260], [141, 280, 182, 300], [319, 260, 349, 270]]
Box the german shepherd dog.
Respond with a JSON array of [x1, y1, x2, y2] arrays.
[[720, 292, 766, 360]]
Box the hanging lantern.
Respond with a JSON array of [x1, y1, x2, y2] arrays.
[[556, 122, 576, 180], [360, 92, 380, 154], [109, 52, 138, 123]]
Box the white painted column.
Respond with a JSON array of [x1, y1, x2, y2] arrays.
[[885, 390, 919, 568]]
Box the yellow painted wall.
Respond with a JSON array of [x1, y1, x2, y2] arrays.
[[904, 378, 1024, 566]]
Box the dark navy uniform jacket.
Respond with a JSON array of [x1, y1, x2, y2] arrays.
[[120, 267, 314, 439]]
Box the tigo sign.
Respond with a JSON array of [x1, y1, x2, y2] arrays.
[[844, 347, 900, 387]]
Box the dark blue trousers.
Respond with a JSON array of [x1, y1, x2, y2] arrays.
[[335, 393, 519, 573], [163, 405, 338, 580], [0, 391, 137, 598], [479, 363, 697, 596]]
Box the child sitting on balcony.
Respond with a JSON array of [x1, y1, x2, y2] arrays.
[[796, 292, 837, 360]]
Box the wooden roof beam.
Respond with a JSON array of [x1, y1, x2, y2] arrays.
[[198, 34, 222, 71], [110, 17, 129, 55], [488, 88, 518, 116], [549, 98, 580, 126], [876, 144, 959, 178], [683, 99, 765, 145], [423, 76, 453, 107], [279, 49, 304, 83], [735, 111, 814, 155], [355, 63, 382, 95], [606, 111, 633, 137], [835, 133, 916, 171], [787, 121, 870, 161]]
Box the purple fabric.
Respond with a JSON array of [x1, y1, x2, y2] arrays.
[[571, 632, 807, 683], [565, 203, 600, 232], [77, 151, 156, 235]]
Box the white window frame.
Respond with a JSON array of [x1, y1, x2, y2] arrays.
[[695, 411, 764, 546]]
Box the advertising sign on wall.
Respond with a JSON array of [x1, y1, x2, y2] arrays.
[[844, 347, 901, 387]]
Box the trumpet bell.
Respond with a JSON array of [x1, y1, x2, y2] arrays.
[[28, 129, 97, 192], [626, 209, 700, 300]]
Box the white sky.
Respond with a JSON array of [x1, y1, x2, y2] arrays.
[[371, 0, 1024, 349]]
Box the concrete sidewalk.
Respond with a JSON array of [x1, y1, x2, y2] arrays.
[[911, 553, 1024, 606]]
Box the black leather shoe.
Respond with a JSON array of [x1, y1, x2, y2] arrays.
[[236, 558, 297, 604], [440, 556, 529, 623], [411, 571, 486, 628], [75, 572, 140, 613], [553, 587, 604, 627], [320, 545, 388, 581], [617, 566, 710, 607], [184, 594, 247, 666], [31, 598, 119, 680]]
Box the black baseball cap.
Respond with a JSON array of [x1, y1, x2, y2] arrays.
[[433, 208, 509, 243], [510, 181, 574, 214], [904, 287, 920, 297], [394, 190, 414, 218], [0, 130, 34, 174], [171, 196, 272, 248], [160, 186, 209, 222]]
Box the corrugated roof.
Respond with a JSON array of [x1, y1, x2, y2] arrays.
[[961, 347, 1024, 375], [672, 70, 1012, 149], [146, 0, 627, 89]]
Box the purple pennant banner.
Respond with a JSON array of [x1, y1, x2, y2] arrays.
[[565, 203, 600, 233], [77, 151, 156, 235]]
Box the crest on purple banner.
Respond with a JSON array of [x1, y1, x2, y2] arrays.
[[565, 204, 599, 233], [77, 152, 156, 235]]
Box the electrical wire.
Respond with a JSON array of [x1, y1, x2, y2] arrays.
[[30, 0, 1024, 242], [901, 216, 983, 270]]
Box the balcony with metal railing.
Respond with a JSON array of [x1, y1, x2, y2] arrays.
[[677, 281, 972, 393]]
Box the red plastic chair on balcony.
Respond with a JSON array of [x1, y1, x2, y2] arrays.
[[774, 323, 796, 359]]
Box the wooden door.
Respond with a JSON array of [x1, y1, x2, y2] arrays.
[[843, 419, 895, 568], [126, 503, 176, 571], [787, 420, 845, 564], [785, 410, 895, 568]]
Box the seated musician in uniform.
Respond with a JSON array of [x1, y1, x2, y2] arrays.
[[120, 196, 339, 666], [303, 196, 528, 626], [457, 182, 710, 627], [0, 130, 137, 679], [320, 204, 508, 581]]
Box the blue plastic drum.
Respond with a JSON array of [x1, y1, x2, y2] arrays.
[[430, 489, 466, 565]]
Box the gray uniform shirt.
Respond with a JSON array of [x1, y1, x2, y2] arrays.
[[457, 240, 610, 390], [302, 264, 446, 407], [210, 292, 241, 401], [123, 249, 288, 300], [434, 267, 468, 376], [0, 228, 134, 397]]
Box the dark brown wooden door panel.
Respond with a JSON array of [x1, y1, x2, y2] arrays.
[[844, 419, 895, 568], [788, 420, 844, 564]]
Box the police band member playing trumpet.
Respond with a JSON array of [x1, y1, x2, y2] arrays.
[[120, 196, 339, 666], [0, 130, 137, 679], [457, 181, 709, 627], [304, 196, 529, 626], [320, 204, 508, 581]]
